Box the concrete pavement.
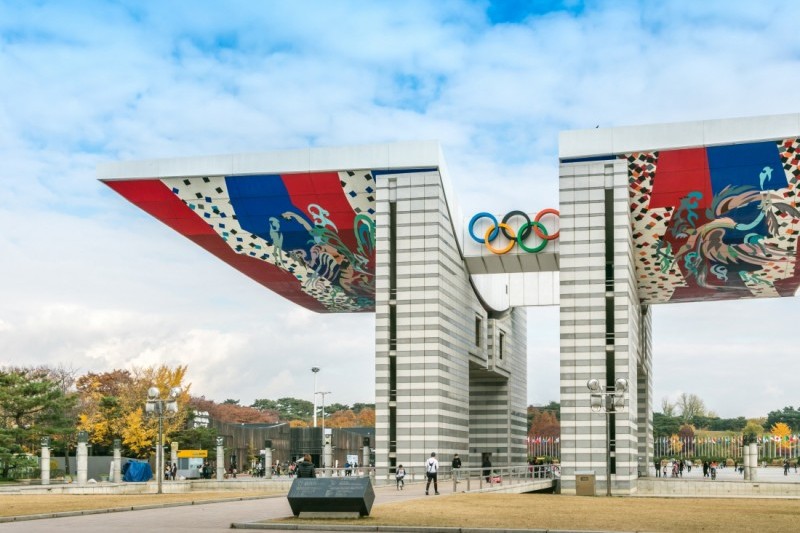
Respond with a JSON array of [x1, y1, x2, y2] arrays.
[[0, 481, 431, 533]]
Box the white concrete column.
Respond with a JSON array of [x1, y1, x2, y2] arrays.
[[40, 437, 51, 486], [749, 443, 758, 481], [264, 445, 273, 480], [323, 441, 333, 477], [743, 443, 751, 481], [362, 443, 370, 471], [76, 443, 88, 485], [170, 441, 178, 477], [113, 439, 122, 483], [216, 437, 224, 481]]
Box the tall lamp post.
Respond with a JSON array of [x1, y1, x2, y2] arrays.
[[311, 367, 320, 427], [587, 377, 628, 497], [145, 386, 180, 494], [316, 391, 331, 469]]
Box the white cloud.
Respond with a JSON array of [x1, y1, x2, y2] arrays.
[[1, 0, 799, 418]]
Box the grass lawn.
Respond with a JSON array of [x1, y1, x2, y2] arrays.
[[0, 491, 282, 518], [274, 493, 800, 532]]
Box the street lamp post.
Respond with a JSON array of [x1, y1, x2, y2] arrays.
[[316, 391, 331, 470], [145, 386, 180, 495], [587, 377, 628, 497], [311, 367, 320, 427]]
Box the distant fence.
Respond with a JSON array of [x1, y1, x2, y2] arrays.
[[527, 434, 800, 461], [655, 436, 800, 460]]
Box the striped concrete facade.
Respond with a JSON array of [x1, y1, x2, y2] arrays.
[[558, 159, 653, 495], [374, 169, 527, 472]]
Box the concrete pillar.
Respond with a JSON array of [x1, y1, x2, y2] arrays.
[[264, 440, 273, 480], [362, 439, 370, 472], [113, 439, 122, 483], [76, 431, 88, 485], [743, 443, 751, 481], [40, 437, 51, 486], [171, 441, 178, 477], [749, 443, 758, 481], [323, 440, 333, 477], [216, 436, 224, 481]]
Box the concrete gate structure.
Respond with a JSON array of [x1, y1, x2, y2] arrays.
[[99, 112, 800, 494]]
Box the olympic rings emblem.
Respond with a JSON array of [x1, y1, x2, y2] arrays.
[[468, 209, 560, 254]]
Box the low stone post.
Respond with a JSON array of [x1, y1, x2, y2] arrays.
[[264, 440, 273, 479], [76, 431, 89, 485], [323, 435, 333, 477], [362, 437, 371, 476], [743, 442, 750, 481], [40, 436, 51, 486], [113, 438, 122, 482], [171, 441, 178, 477], [749, 443, 758, 482], [216, 436, 225, 481]]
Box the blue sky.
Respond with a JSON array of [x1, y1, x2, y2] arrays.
[[1, 0, 799, 418]]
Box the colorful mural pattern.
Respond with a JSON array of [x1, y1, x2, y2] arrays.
[[105, 170, 384, 312], [626, 139, 800, 304]]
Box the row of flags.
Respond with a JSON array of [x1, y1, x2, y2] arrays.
[[655, 435, 800, 445], [526, 436, 560, 444], [528, 435, 800, 445]]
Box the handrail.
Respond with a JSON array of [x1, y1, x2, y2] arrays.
[[285, 464, 559, 492]]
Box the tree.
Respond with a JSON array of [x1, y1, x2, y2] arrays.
[[653, 412, 680, 437], [743, 420, 764, 444], [766, 406, 800, 432], [660, 397, 676, 417], [528, 409, 560, 439], [771, 422, 792, 451], [0, 367, 77, 478], [76, 365, 191, 458], [356, 408, 375, 427], [677, 393, 706, 423], [326, 409, 358, 428]]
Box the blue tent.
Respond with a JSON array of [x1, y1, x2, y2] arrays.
[[122, 460, 152, 482]]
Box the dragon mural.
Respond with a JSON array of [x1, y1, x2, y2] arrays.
[[626, 138, 800, 304]]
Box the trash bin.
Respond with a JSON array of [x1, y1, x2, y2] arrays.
[[575, 471, 595, 496]]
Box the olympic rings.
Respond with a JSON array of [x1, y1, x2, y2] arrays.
[[468, 209, 560, 254]]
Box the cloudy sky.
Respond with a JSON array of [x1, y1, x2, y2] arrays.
[[1, 0, 798, 419]]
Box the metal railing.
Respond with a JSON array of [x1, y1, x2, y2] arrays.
[[297, 464, 558, 492]]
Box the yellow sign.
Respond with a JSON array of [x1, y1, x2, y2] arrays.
[[177, 450, 208, 458]]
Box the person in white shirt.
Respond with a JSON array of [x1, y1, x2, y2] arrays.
[[425, 452, 439, 495]]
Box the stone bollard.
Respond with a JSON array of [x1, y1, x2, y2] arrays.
[[113, 439, 122, 482], [41, 436, 51, 486], [216, 436, 224, 481], [749, 443, 758, 482], [743, 443, 750, 481], [76, 431, 88, 485], [264, 440, 273, 479]]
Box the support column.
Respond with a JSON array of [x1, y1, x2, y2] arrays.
[[559, 159, 645, 495], [40, 437, 50, 486], [113, 439, 122, 483], [76, 431, 88, 485]]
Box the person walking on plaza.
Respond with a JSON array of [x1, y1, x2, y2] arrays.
[[395, 464, 406, 490], [451, 453, 462, 482], [425, 452, 439, 495], [482, 454, 492, 483], [654, 457, 660, 477], [296, 454, 316, 478]]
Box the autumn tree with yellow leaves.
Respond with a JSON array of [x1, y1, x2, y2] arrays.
[[76, 365, 190, 457]]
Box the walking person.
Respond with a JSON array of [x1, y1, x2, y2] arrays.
[[395, 464, 406, 490], [425, 452, 439, 495], [296, 454, 317, 478], [451, 453, 462, 482], [482, 454, 492, 483], [654, 457, 660, 477]]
